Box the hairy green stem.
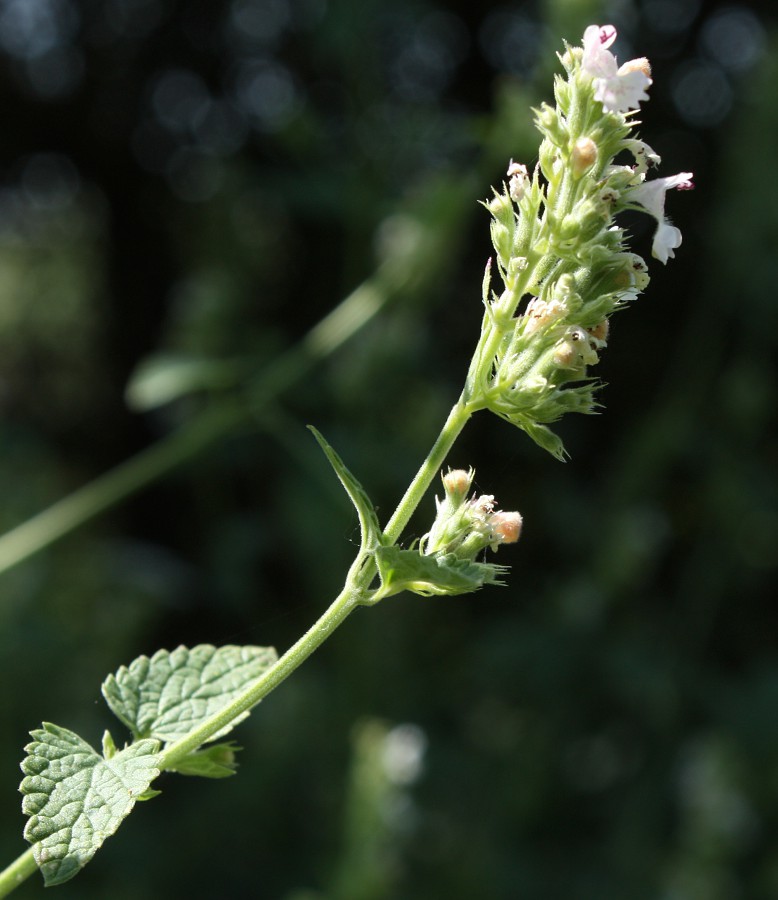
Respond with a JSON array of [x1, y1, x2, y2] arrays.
[[158, 389, 475, 766], [0, 849, 37, 899], [163, 393, 476, 768], [0, 403, 245, 578], [382, 399, 472, 544], [160, 565, 366, 770], [0, 356, 479, 900]]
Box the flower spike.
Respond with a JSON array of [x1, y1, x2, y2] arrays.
[[466, 25, 692, 458]]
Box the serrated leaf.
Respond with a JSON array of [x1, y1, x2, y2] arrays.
[[101, 644, 277, 744], [168, 742, 241, 779], [308, 426, 381, 551], [20, 723, 160, 886], [374, 545, 509, 599]]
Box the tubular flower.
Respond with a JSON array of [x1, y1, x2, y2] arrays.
[[581, 24, 652, 113], [628, 172, 695, 263]]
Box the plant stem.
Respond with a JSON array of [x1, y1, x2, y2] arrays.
[[0, 387, 477, 898], [159, 567, 365, 770], [0, 268, 395, 580], [382, 398, 472, 544], [0, 402, 245, 578], [0, 849, 37, 899], [161, 395, 476, 769]]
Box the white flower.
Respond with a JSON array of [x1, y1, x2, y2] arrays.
[[581, 24, 652, 113], [595, 68, 651, 113], [507, 160, 530, 202], [582, 25, 617, 79], [625, 139, 661, 175], [628, 172, 694, 263], [652, 221, 683, 264]]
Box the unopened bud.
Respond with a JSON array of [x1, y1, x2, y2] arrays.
[[553, 327, 599, 368], [587, 319, 609, 345], [523, 296, 567, 335], [489, 511, 523, 544], [619, 57, 652, 80], [507, 160, 530, 203], [572, 137, 597, 176], [487, 193, 513, 218], [442, 468, 472, 501], [553, 340, 578, 368]]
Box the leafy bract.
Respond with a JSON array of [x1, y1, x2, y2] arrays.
[[168, 742, 241, 778], [20, 723, 160, 886], [101, 644, 277, 745], [374, 545, 509, 599], [308, 426, 381, 552]]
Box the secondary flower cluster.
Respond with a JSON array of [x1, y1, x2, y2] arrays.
[[420, 468, 522, 560], [372, 468, 521, 600], [465, 24, 693, 460]]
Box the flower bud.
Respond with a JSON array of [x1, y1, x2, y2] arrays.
[[535, 102, 567, 146], [507, 160, 529, 203], [553, 326, 599, 369], [442, 468, 472, 502], [572, 137, 597, 176], [522, 296, 567, 335], [486, 192, 513, 219], [587, 319, 609, 345], [489, 219, 513, 269], [489, 511, 523, 545]]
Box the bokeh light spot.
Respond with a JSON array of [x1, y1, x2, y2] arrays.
[[672, 60, 733, 128], [700, 6, 766, 73], [479, 8, 544, 78]]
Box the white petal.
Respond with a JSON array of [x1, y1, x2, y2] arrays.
[[652, 221, 682, 264]]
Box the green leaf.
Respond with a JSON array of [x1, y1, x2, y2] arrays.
[[168, 742, 241, 779], [308, 426, 381, 551], [374, 545, 509, 599], [101, 644, 278, 744], [125, 354, 243, 411], [20, 723, 160, 887]]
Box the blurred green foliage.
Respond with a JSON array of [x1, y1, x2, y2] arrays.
[[1, 0, 776, 897]]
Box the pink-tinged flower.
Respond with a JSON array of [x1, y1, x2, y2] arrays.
[[582, 25, 617, 79], [594, 68, 651, 113], [628, 172, 694, 263], [581, 24, 652, 113], [488, 511, 523, 545]]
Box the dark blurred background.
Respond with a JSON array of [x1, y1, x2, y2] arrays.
[[1, 0, 776, 897]]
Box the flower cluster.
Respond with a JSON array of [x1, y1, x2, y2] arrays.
[[372, 468, 521, 600], [420, 468, 523, 559], [465, 24, 693, 460]]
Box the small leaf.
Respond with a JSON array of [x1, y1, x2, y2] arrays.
[[101, 644, 278, 744], [374, 545, 509, 599], [20, 723, 160, 886], [101, 730, 118, 760], [308, 426, 381, 551], [168, 742, 241, 779]]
